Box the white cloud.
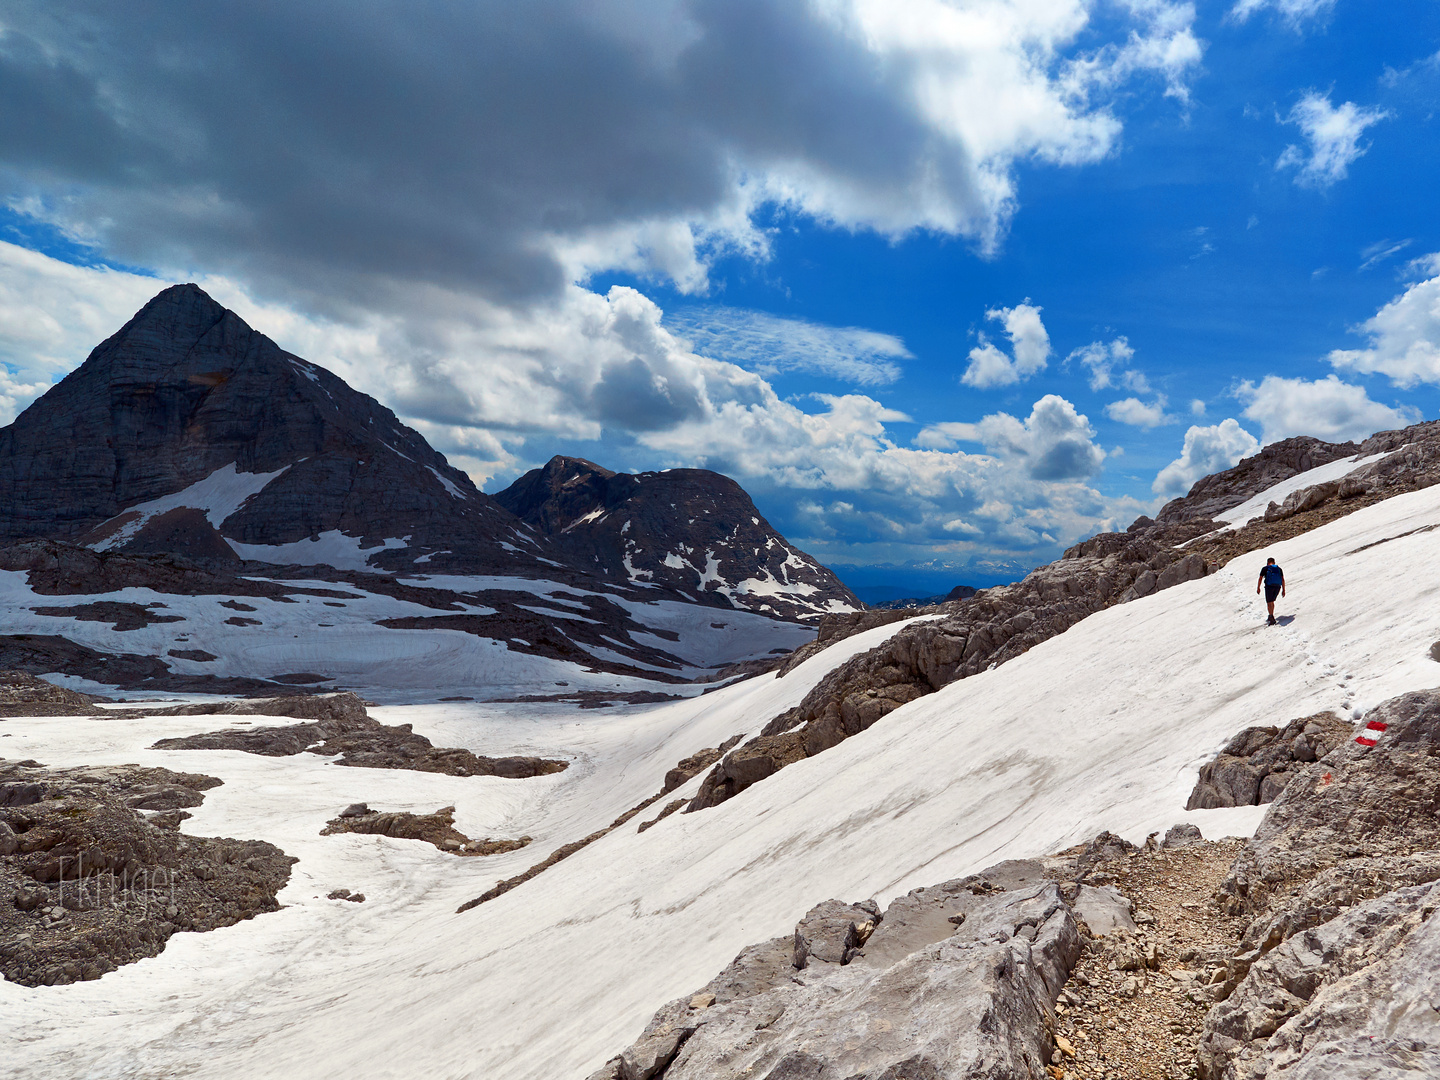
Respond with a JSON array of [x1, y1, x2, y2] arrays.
[[1066, 335, 1143, 391], [0, 0, 1204, 306], [1062, 0, 1204, 106], [1229, 0, 1335, 25], [0, 241, 1128, 565], [0, 242, 166, 408], [1359, 238, 1412, 271], [664, 307, 908, 386], [961, 302, 1051, 389], [1152, 419, 1260, 495], [1105, 395, 1172, 427], [1328, 256, 1440, 387], [1276, 92, 1389, 188], [1190, 398, 1205, 416], [1236, 374, 1420, 444]]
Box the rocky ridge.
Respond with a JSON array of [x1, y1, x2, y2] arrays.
[[147, 692, 569, 778], [495, 455, 858, 619]]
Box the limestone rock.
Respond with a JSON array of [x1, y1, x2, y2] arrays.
[[592, 880, 1081, 1080], [0, 759, 292, 986], [1187, 713, 1352, 810]]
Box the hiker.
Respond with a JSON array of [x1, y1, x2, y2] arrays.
[[1256, 557, 1285, 625]]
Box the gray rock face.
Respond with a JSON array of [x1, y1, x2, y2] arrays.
[[1187, 712, 1353, 810], [588, 877, 1080, 1080], [1198, 881, 1440, 1080], [1155, 436, 1359, 524], [0, 284, 522, 572], [1217, 691, 1440, 929], [1195, 688, 1440, 1080], [494, 456, 858, 619]]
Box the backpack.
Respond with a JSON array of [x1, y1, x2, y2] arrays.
[[1262, 564, 1283, 585]]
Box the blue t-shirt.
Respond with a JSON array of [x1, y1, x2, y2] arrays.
[[1261, 564, 1284, 586]]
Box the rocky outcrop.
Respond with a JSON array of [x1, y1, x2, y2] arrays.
[[320, 803, 530, 856], [1156, 436, 1359, 524], [150, 693, 568, 777], [0, 671, 105, 717], [1195, 689, 1440, 1080], [0, 632, 285, 696], [494, 456, 858, 620], [0, 758, 294, 986], [586, 868, 1081, 1080], [1186, 713, 1354, 810]]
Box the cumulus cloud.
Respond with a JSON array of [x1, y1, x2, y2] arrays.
[[0, 241, 1127, 566], [1276, 92, 1389, 188], [1105, 395, 1172, 427], [1066, 335, 1149, 391], [1229, 0, 1335, 25], [961, 302, 1051, 389], [1328, 256, 1440, 387], [1152, 419, 1260, 496], [0, 0, 1202, 310], [664, 307, 908, 386], [1236, 374, 1420, 444]]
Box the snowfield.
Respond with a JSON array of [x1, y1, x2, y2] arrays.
[[5, 484, 1440, 1078], [0, 570, 814, 701]]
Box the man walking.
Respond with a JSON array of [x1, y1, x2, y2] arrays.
[[1256, 557, 1285, 625]]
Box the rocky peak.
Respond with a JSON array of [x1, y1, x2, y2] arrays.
[[0, 283, 531, 570], [496, 456, 858, 619]]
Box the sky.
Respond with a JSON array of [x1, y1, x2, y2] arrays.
[[0, 1, 1438, 594]]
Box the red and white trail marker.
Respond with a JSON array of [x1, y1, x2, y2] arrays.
[[1355, 720, 1388, 748]]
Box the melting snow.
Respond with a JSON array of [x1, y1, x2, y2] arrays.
[[425, 466, 465, 500], [90, 463, 290, 551], [14, 488, 1440, 1079]]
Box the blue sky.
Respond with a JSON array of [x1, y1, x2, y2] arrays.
[[1, 1, 1438, 594]]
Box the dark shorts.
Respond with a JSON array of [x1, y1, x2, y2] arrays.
[[1265, 583, 1281, 602]]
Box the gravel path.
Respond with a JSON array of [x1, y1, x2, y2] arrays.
[[1050, 838, 1247, 1080]]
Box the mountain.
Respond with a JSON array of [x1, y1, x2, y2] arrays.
[[0, 283, 529, 574], [494, 455, 859, 619], [0, 284, 860, 697]]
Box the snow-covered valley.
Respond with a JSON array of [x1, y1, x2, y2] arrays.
[[5, 476, 1439, 1079]]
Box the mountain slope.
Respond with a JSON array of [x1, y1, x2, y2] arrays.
[[6, 467, 1440, 1079], [495, 455, 858, 619]]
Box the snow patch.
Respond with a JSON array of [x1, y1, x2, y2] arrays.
[[227, 532, 406, 570], [90, 463, 290, 551], [426, 466, 465, 500]]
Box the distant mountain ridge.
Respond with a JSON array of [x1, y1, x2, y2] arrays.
[[495, 456, 858, 619], [0, 283, 855, 621]]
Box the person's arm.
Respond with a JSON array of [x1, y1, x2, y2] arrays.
[[1281, 571, 1286, 597], [1257, 570, 1263, 594]]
